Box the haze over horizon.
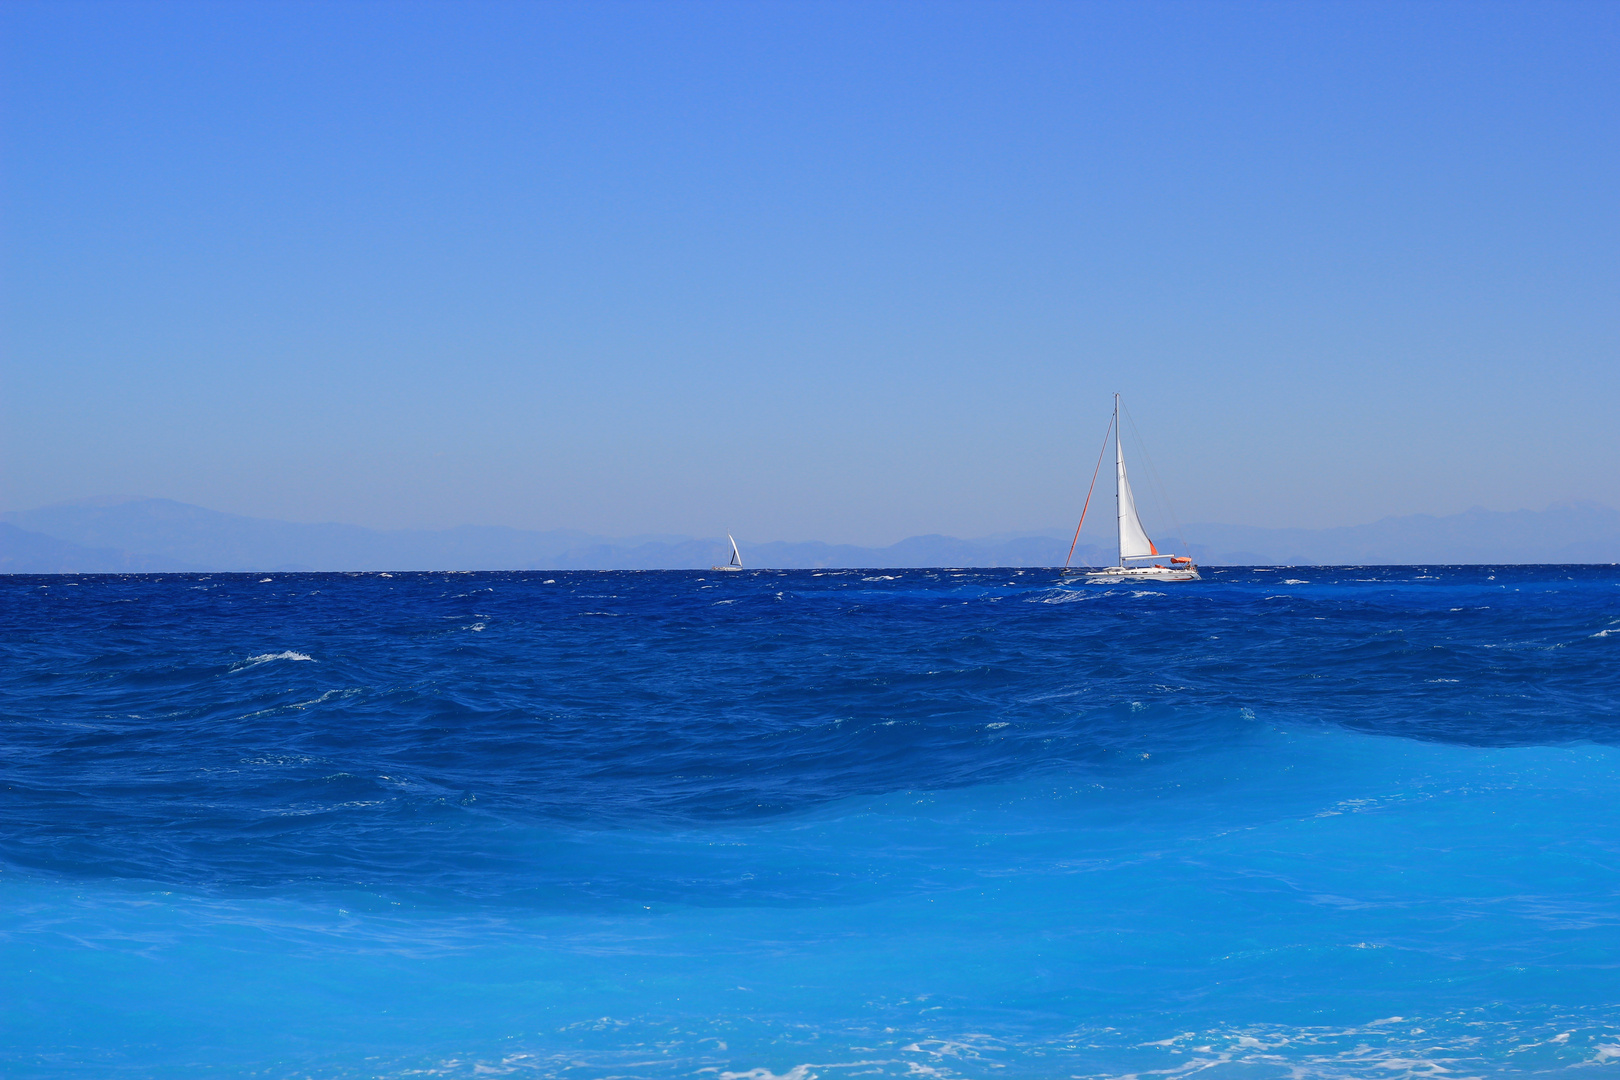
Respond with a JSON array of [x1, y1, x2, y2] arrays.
[[4, 1, 1616, 547], [6, 494, 1618, 572], [5, 489, 1617, 543]]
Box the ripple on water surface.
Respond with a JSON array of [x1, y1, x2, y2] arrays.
[[1, 567, 1617, 1077]]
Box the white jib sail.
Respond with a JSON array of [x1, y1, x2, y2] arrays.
[[727, 534, 742, 567], [1116, 424, 1158, 562]]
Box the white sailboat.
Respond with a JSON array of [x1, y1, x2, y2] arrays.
[[711, 533, 744, 572], [1064, 395, 1199, 582]]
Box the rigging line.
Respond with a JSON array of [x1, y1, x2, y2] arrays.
[[1121, 400, 1183, 556], [1065, 413, 1115, 570], [1120, 399, 1191, 557]]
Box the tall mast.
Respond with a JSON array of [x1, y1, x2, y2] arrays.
[[1114, 393, 1125, 568]]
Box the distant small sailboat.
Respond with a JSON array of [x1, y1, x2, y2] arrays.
[[1064, 395, 1199, 582], [712, 533, 744, 572]]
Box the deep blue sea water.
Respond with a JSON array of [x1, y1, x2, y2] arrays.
[[2, 566, 1618, 1078]]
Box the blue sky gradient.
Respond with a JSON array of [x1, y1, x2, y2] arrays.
[[3, 1, 1615, 544]]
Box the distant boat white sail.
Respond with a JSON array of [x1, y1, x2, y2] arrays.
[[712, 533, 743, 572], [1064, 394, 1199, 583]]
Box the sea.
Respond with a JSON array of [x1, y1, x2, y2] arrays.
[[2, 566, 1617, 1079]]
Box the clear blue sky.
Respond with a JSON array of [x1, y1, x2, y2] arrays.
[[3, 0, 1615, 545]]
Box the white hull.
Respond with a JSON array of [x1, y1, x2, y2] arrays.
[[710, 565, 743, 572], [1078, 565, 1200, 583]]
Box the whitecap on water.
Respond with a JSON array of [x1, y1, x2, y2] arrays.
[[1026, 589, 1091, 604], [231, 651, 315, 671]]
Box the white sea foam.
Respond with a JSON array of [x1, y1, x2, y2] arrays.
[[265, 799, 384, 817], [719, 1066, 818, 1080], [1028, 589, 1091, 604], [718, 1065, 912, 1080], [287, 688, 358, 710], [222, 995, 1620, 1079], [231, 650, 315, 671], [1283, 579, 1309, 585]]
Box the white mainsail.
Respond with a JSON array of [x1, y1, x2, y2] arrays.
[[712, 533, 744, 571], [1115, 421, 1158, 563]]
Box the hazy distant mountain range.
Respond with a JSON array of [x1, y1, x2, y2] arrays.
[[2, 498, 1617, 573]]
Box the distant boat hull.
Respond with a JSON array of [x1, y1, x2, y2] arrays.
[[710, 565, 743, 572]]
